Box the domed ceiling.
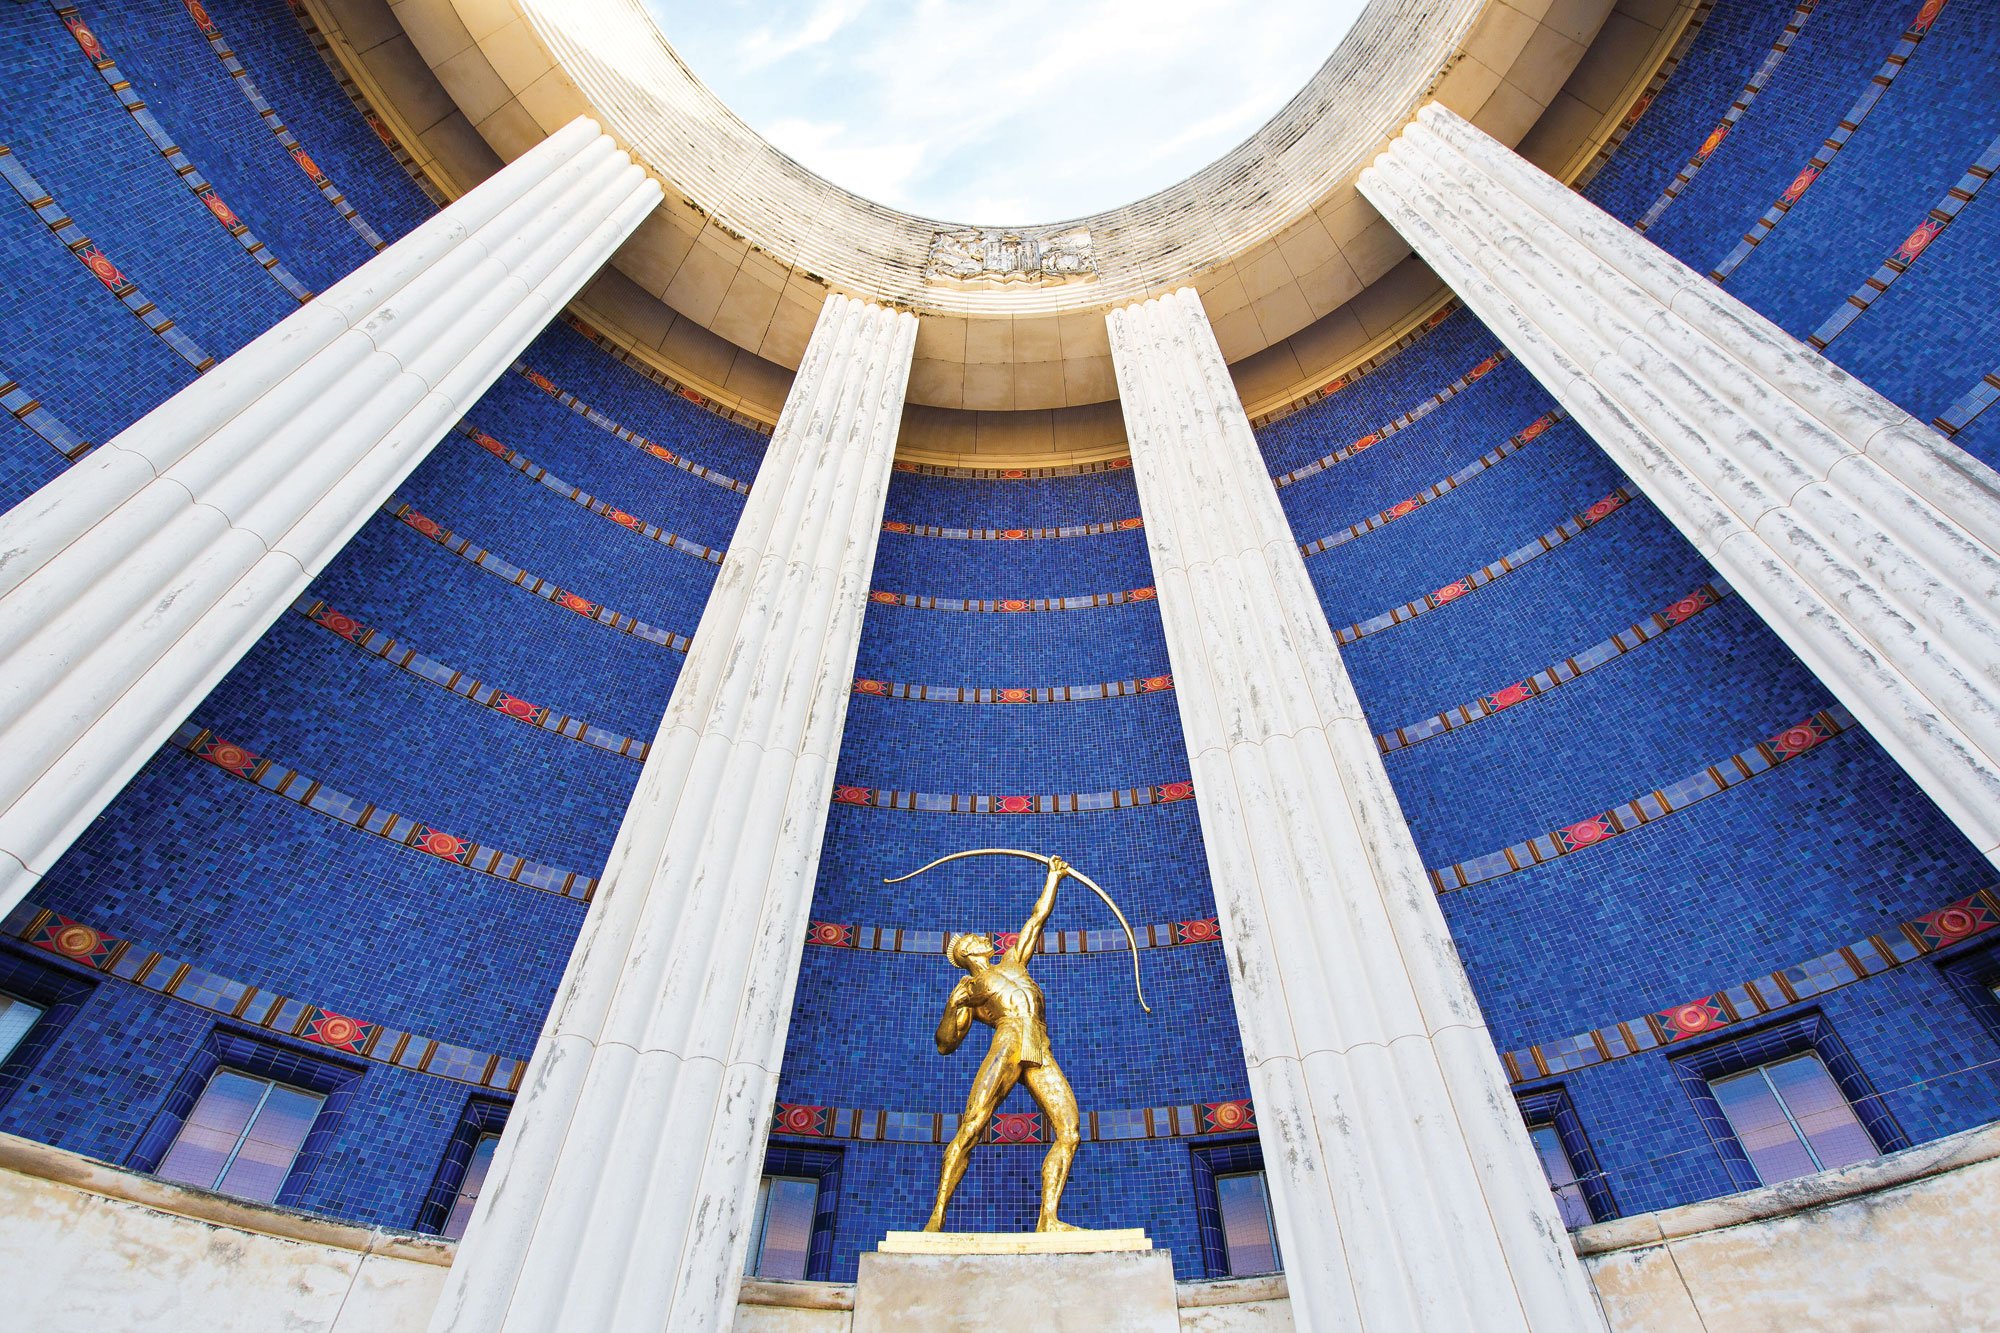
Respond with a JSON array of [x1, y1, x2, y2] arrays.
[[307, 0, 1701, 449]]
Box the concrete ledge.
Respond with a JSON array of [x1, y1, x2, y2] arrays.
[[0, 1132, 452, 1265]]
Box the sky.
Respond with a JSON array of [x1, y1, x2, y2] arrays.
[[646, 0, 1369, 224]]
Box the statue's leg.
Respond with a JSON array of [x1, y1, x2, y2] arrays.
[[1023, 1057, 1081, 1231], [924, 1042, 1018, 1232]]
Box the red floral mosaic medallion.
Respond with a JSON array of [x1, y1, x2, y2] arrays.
[[1000, 469, 1027, 480], [1912, 0, 1946, 33], [1914, 896, 1995, 949], [1387, 499, 1419, 519], [1108, 459, 1131, 470], [774, 1104, 830, 1136], [306, 1009, 372, 1053], [183, 0, 218, 35], [35, 915, 115, 966], [1176, 918, 1221, 944], [1156, 781, 1195, 804], [869, 591, 899, 605], [1558, 816, 1614, 851], [472, 431, 508, 457], [807, 922, 855, 948], [993, 931, 1021, 954], [1894, 219, 1944, 266], [1321, 377, 1348, 395], [1659, 996, 1727, 1040], [1780, 165, 1820, 206], [1000, 599, 1030, 613], [1118, 518, 1144, 531], [853, 679, 888, 695], [413, 827, 471, 863], [199, 191, 242, 230], [679, 389, 706, 407], [1485, 682, 1535, 711], [1202, 1100, 1255, 1133], [290, 146, 327, 184], [644, 444, 679, 463], [312, 607, 368, 642], [62, 16, 107, 61], [492, 694, 547, 724], [832, 785, 873, 806], [404, 512, 443, 539], [77, 246, 127, 291], [1352, 432, 1382, 453], [1661, 589, 1712, 624], [1001, 529, 1028, 541], [1467, 355, 1502, 381], [1141, 675, 1174, 693], [1129, 587, 1156, 601], [989, 1111, 1042, 1144], [1519, 414, 1555, 441], [558, 592, 598, 617], [998, 688, 1031, 703], [881, 521, 912, 534], [606, 510, 641, 529], [196, 736, 260, 777], [1695, 125, 1729, 161], [1580, 495, 1624, 524], [1431, 579, 1470, 606], [995, 795, 1035, 814], [1769, 720, 1827, 758]]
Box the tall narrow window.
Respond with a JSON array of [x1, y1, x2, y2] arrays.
[[744, 1175, 818, 1279], [1709, 1053, 1876, 1185], [442, 1132, 500, 1240], [0, 993, 46, 1065], [1527, 1124, 1594, 1228], [1215, 1170, 1281, 1276], [155, 1069, 325, 1203]]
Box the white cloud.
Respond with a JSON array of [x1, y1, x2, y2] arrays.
[[653, 0, 1367, 221]]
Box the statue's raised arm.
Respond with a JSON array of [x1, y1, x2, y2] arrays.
[[1011, 855, 1068, 965]]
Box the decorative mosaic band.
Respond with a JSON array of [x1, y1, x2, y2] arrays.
[[1808, 129, 2000, 350], [281, 0, 449, 209], [892, 456, 1134, 480], [1300, 409, 1565, 557], [1332, 485, 1637, 645], [772, 1095, 1254, 1146], [1506, 885, 1999, 1086], [0, 145, 213, 372], [1430, 706, 1854, 893], [0, 365, 91, 461], [866, 586, 1157, 613], [1933, 369, 2000, 439], [456, 423, 725, 565], [803, 916, 1222, 957], [1270, 350, 1510, 488], [180, 0, 386, 251], [1567, 0, 1717, 197], [7, 901, 526, 1092], [851, 674, 1174, 704], [54, 4, 311, 302], [1634, 0, 1820, 232], [384, 500, 694, 653], [829, 779, 1194, 814], [558, 316, 777, 436], [166, 721, 600, 900], [1248, 301, 1463, 430], [1377, 582, 1734, 755], [881, 517, 1144, 540], [293, 597, 651, 762], [511, 362, 753, 496], [1710, 0, 1948, 283]]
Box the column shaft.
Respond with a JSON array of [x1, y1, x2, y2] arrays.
[[1108, 290, 1603, 1332], [430, 295, 916, 1331], [0, 117, 659, 909], [1359, 104, 2000, 867]]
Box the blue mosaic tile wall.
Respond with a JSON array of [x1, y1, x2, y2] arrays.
[[0, 0, 767, 1239], [1584, 0, 2000, 452], [773, 461, 1249, 1282], [1259, 0, 2000, 1221]]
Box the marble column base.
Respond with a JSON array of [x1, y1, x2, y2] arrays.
[[854, 1251, 1177, 1332]]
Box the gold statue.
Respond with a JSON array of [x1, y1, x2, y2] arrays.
[[883, 849, 1150, 1233]]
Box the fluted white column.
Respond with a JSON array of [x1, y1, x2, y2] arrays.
[[0, 117, 659, 911], [1108, 290, 1603, 1332], [1360, 104, 2000, 868], [431, 295, 915, 1331]]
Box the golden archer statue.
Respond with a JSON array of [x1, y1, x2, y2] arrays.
[[884, 849, 1150, 1233]]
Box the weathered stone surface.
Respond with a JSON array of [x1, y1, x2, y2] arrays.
[[855, 1251, 1179, 1333]]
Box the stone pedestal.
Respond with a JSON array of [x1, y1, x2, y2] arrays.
[[855, 1236, 1176, 1333]]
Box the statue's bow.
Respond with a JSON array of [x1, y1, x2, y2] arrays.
[[885, 848, 1151, 1014]]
